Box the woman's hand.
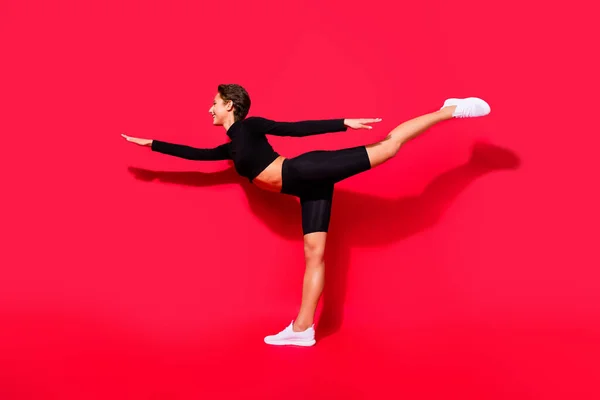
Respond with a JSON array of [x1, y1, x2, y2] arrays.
[[121, 133, 152, 146], [343, 118, 382, 130]]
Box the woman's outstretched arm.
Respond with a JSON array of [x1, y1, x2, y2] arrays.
[[244, 116, 381, 137], [121, 134, 231, 161]]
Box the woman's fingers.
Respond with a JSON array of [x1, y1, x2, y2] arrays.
[[360, 118, 382, 124], [121, 133, 147, 146], [358, 118, 382, 129]]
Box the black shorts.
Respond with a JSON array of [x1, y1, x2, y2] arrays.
[[281, 146, 371, 234]]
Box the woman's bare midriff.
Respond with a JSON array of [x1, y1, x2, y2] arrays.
[[252, 155, 286, 192]]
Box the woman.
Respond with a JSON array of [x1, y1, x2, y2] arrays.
[[122, 84, 491, 346]]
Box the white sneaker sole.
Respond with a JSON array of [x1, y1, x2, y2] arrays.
[[264, 338, 316, 347]]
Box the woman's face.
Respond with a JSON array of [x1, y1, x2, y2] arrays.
[[208, 93, 232, 126]]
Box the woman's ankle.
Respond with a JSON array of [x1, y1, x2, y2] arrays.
[[439, 106, 456, 119], [293, 319, 313, 332]]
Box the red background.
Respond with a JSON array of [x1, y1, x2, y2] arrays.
[[1, 0, 599, 398]]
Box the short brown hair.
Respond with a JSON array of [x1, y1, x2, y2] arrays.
[[218, 84, 251, 121]]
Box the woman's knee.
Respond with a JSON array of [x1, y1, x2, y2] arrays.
[[304, 232, 327, 264], [366, 138, 402, 167], [384, 134, 403, 157]]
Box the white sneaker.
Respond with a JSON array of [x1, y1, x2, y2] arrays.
[[264, 321, 316, 347], [442, 97, 491, 118]]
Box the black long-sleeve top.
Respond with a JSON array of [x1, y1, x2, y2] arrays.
[[151, 116, 348, 182]]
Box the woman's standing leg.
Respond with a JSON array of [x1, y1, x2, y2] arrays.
[[264, 186, 334, 347], [294, 231, 327, 331], [262, 230, 327, 347]]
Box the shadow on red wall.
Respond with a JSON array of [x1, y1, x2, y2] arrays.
[[128, 141, 521, 341]]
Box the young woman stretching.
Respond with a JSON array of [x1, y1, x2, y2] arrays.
[[121, 84, 491, 346]]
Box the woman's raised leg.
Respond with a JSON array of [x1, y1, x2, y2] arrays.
[[278, 98, 491, 187], [366, 97, 491, 168]]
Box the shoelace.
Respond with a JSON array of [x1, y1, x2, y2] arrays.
[[456, 101, 474, 118]]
